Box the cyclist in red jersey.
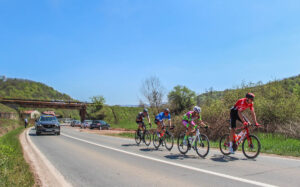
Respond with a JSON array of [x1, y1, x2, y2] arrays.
[[229, 93, 261, 154]]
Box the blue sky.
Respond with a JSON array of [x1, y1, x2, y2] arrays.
[[1, 0, 300, 105]]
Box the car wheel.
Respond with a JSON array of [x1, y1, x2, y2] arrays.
[[36, 131, 40, 136], [57, 132, 60, 135]]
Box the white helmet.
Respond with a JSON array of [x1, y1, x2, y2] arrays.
[[193, 106, 201, 113]]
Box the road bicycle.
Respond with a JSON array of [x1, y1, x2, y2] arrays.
[[219, 123, 261, 159], [153, 125, 174, 151], [177, 126, 210, 158], [135, 125, 151, 146]]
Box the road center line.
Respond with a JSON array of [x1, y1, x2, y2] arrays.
[[62, 133, 277, 187]]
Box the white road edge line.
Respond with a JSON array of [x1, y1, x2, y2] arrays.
[[27, 129, 72, 187], [80, 129, 300, 163], [62, 133, 277, 187]]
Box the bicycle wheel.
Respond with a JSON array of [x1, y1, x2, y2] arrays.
[[195, 134, 210, 158], [164, 131, 174, 151], [135, 131, 141, 145], [143, 130, 152, 146], [153, 132, 161, 149], [177, 133, 189, 154], [242, 134, 261, 159], [219, 134, 231, 156]]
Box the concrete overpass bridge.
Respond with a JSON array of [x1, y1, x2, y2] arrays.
[[0, 98, 89, 122]]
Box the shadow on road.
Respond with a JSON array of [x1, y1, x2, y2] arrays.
[[140, 148, 162, 152], [122, 143, 139, 147], [29, 133, 57, 136], [210, 154, 240, 162], [165, 153, 198, 160], [29, 130, 57, 137]]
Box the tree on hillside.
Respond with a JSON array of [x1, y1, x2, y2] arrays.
[[168, 85, 196, 114], [87, 95, 106, 120], [91, 96, 105, 111], [140, 76, 165, 113]]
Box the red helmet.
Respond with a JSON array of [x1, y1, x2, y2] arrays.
[[246, 93, 255, 100]]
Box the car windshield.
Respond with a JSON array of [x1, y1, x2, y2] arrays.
[[93, 120, 101, 123], [85, 120, 92, 124], [40, 116, 57, 122]]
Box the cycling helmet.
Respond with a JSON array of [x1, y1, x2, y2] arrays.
[[193, 106, 201, 113], [246, 93, 255, 100], [143, 108, 148, 113], [164, 108, 170, 113]]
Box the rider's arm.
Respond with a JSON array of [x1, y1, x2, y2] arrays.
[[200, 120, 206, 126], [250, 108, 258, 125], [168, 114, 172, 127], [238, 110, 246, 123], [147, 115, 151, 124]]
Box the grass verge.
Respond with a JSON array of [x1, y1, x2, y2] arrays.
[[110, 131, 300, 157], [257, 133, 300, 157], [0, 127, 35, 187]]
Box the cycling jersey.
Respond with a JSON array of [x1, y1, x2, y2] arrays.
[[136, 112, 148, 122], [182, 111, 201, 127], [233, 98, 253, 111], [230, 98, 252, 128], [155, 112, 171, 122], [182, 111, 202, 122]]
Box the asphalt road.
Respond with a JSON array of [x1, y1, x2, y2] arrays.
[[28, 127, 300, 187]]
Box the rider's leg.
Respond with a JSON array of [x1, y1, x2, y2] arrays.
[[155, 120, 161, 137], [187, 125, 194, 144], [137, 122, 143, 136], [182, 121, 189, 145], [229, 108, 238, 153]]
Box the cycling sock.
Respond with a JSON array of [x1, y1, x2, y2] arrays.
[[157, 132, 160, 137], [192, 136, 196, 146], [229, 141, 233, 148]]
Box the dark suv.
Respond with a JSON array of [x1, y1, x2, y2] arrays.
[[35, 115, 60, 135], [90, 120, 110, 130]]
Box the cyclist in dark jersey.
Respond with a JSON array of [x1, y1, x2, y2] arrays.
[[229, 93, 261, 154], [136, 108, 151, 137]]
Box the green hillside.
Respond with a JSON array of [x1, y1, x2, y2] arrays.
[[0, 78, 79, 118], [0, 78, 73, 100], [0, 103, 16, 113], [196, 74, 300, 139]]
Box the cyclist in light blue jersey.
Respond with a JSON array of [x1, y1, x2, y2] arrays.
[[154, 108, 172, 138]]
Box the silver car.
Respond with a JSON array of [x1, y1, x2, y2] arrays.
[[81, 120, 92, 129]]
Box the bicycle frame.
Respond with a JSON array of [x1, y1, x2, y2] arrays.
[[232, 124, 253, 148], [188, 127, 202, 147]]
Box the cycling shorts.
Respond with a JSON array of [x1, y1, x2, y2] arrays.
[[136, 120, 145, 127], [230, 107, 249, 129], [182, 120, 196, 128]]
